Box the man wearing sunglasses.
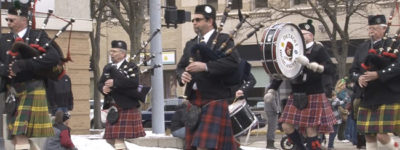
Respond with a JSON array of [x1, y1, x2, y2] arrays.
[[176, 4, 241, 150], [0, 4, 60, 150]]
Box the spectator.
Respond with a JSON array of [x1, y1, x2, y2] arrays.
[[46, 74, 74, 115], [44, 111, 77, 150], [264, 80, 291, 149]]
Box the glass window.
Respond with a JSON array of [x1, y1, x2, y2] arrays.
[[231, 0, 242, 9], [166, 0, 176, 7], [294, 0, 307, 5], [255, 0, 268, 8], [206, 0, 218, 10]]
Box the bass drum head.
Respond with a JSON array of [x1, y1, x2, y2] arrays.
[[262, 23, 305, 79]]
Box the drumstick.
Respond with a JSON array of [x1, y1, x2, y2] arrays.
[[233, 96, 245, 103]]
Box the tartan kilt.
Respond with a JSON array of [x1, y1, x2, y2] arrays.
[[357, 103, 400, 134], [279, 93, 336, 133], [103, 106, 146, 139], [185, 99, 238, 150], [8, 80, 54, 137]]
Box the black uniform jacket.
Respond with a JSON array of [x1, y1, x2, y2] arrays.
[[268, 42, 335, 95], [176, 31, 240, 100], [0, 29, 60, 91], [46, 75, 74, 110], [349, 40, 400, 107], [98, 60, 141, 109]]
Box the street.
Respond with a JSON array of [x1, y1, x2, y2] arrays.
[[239, 126, 400, 149]]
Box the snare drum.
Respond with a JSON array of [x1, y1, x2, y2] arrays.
[[229, 100, 258, 137], [261, 23, 306, 79]]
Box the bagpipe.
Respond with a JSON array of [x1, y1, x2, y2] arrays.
[[8, 8, 74, 80], [361, 35, 399, 71], [189, 2, 262, 86], [102, 29, 161, 103]]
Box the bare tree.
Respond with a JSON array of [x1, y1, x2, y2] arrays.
[[90, 0, 107, 129], [267, 0, 388, 78], [105, 0, 146, 59]]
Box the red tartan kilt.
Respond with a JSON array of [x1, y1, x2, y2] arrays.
[[185, 99, 238, 150], [103, 107, 146, 139], [279, 93, 336, 133]]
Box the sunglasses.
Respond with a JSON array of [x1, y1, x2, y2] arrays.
[[5, 18, 14, 23], [191, 18, 205, 23]]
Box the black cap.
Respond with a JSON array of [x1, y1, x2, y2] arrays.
[[195, 4, 216, 21], [298, 19, 315, 35], [111, 40, 127, 51], [8, 3, 29, 17], [368, 15, 386, 25]]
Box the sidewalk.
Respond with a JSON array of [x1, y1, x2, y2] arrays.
[[245, 126, 400, 149]]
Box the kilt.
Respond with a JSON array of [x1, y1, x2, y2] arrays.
[[357, 103, 400, 134], [8, 80, 54, 137], [279, 93, 336, 133], [185, 91, 238, 150], [103, 106, 146, 139]]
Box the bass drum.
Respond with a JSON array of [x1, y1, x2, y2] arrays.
[[261, 23, 306, 79]]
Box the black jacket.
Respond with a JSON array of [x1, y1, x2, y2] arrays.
[[98, 60, 141, 109], [0, 29, 60, 91], [46, 75, 74, 111], [176, 31, 240, 101], [349, 40, 400, 107]]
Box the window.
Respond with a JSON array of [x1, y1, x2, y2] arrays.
[[255, 0, 268, 8], [294, 0, 307, 5], [166, 0, 176, 7], [231, 0, 243, 9], [206, 0, 218, 10], [1, 0, 12, 9]]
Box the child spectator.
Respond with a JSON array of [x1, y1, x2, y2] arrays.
[[327, 78, 351, 150], [45, 111, 77, 150]]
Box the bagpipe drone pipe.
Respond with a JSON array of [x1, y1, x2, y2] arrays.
[[8, 9, 74, 80], [189, 8, 262, 86], [102, 29, 161, 107]]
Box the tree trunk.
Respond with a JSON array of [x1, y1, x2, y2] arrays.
[[90, 0, 106, 129]]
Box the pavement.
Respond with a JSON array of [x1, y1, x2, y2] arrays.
[[1, 126, 400, 150]]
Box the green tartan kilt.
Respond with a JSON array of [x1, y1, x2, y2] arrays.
[[8, 80, 54, 137], [357, 103, 400, 134]]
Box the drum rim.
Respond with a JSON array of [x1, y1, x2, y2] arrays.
[[261, 26, 273, 75], [261, 23, 306, 79], [229, 99, 247, 116], [233, 115, 258, 137]]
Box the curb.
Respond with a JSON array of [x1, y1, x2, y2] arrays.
[[249, 127, 282, 136]]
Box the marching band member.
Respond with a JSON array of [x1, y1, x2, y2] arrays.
[[98, 40, 146, 150], [176, 4, 240, 150], [265, 20, 336, 150], [0, 4, 60, 150], [349, 14, 400, 150]]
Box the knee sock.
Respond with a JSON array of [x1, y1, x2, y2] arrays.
[[287, 130, 306, 150], [382, 138, 400, 150], [306, 136, 321, 150], [366, 141, 378, 150]]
